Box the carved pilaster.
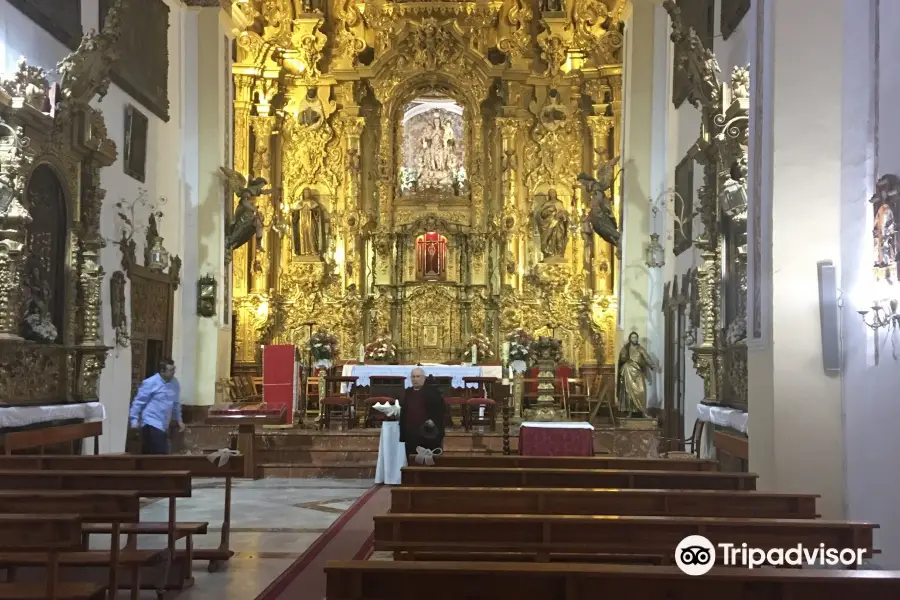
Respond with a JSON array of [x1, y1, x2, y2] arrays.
[[78, 165, 107, 345], [250, 114, 275, 293], [585, 115, 616, 293], [0, 203, 30, 340], [231, 72, 255, 298], [76, 347, 107, 401]]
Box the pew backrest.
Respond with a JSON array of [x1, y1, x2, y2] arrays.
[[0, 454, 244, 478], [0, 514, 83, 551], [0, 469, 193, 497], [0, 490, 141, 523], [1, 421, 102, 456]]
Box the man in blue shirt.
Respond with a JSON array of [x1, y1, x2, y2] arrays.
[[129, 358, 185, 454]]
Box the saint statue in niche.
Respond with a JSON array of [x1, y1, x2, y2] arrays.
[[292, 188, 326, 257], [536, 189, 569, 260], [399, 101, 466, 195]]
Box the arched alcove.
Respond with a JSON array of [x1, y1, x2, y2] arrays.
[[23, 163, 69, 342]]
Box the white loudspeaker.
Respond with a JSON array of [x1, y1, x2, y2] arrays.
[[817, 260, 841, 373]]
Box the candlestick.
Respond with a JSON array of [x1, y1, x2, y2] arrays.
[[502, 341, 510, 364], [472, 343, 478, 364], [358, 343, 364, 364]]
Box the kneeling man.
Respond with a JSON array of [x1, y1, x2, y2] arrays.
[[399, 367, 446, 459]]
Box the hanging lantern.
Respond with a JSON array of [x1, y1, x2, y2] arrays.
[[147, 235, 170, 271], [645, 233, 665, 268]]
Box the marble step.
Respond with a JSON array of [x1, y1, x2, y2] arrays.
[[255, 447, 511, 466], [259, 462, 377, 479], [255, 430, 511, 452]]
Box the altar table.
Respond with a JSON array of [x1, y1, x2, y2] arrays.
[[518, 422, 595, 457], [374, 421, 407, 485], [0, 402, 105, 429], [341, 364, 502, 390]]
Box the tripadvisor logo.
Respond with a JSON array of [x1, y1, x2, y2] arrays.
[[675, 535, 866, 575]]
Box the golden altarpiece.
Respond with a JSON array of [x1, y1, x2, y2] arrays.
[[0, 3, 131, 404], [230, 0, 627, 368]]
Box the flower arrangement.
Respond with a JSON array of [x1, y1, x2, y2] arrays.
[[505, 328, 534, 372], [308, 330, 338, 365], [529, 336, 563, 363], [462, 333, 494, 364], [365, 336, 397, 362]]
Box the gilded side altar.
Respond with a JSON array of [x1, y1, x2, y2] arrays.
[[231, 0, 626, 366]]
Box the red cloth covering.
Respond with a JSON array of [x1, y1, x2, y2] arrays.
[[403, 387, 427, 431], [518, 426, 594, 457]]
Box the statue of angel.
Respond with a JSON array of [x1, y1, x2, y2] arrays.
[[578, 155, 622, 256], [220, 167, 274, 262]]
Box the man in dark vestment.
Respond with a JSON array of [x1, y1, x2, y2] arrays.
[[399, 367, 446, 459]]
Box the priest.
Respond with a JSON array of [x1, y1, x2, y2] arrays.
[[399, 367, 446, 459]]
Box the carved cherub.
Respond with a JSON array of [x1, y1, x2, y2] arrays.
[[578, 155, 622, 256], [220, 167, 274, 262]]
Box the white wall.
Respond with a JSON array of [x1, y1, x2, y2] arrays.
[[0, 0, 219, 452], [842, 0, 900, 568]]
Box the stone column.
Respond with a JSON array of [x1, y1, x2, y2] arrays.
[[190, 2, 234, 405], [746, 0, 847, 519]]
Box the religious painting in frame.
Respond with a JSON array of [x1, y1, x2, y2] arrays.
[[124, 104, 149, 183], [721, 0, 751, 40], [100, 0, 170, 120], [5, 0, 82, 49], [673, 153, 695, 256], [672, 0, 715, 108], [422, 325, 439, 349]]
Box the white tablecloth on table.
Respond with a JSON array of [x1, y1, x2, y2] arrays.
[[341, 364, 503, 389], [520, 421, 595, 430], [696, 403, 748, 434], [0, 402, 105, 429], [374, 421, 407, 485]]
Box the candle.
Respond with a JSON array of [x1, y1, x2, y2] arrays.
[[472, 344, 478, 364], [502, 341, 510, 364], [358, 343, 364, 364]]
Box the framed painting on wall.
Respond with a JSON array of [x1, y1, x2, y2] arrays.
[[673, 154, 695, 256]]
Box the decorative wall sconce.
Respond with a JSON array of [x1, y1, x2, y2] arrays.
[[645, 233, 665, 268], [857, 299, 900, 332], [146, 235, 169, 271], [197, 274, 218, 318], [720, 177, 748, 217]]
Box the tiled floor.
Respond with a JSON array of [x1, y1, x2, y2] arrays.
[[102, 478, 373, 599]]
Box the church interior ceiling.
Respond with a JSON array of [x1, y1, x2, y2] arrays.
[[230, 0, 628, 367]]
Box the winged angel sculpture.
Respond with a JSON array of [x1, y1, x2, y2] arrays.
[[578, 155, 622, 257], [220, 167, 274, 265]]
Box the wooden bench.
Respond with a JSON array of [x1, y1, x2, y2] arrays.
[[0, 470, 195, 592], [425, 455, 719, 471], [1, 421, 102, 456], [390, 486, 819, 519], [372, 514, 876, 563], [401, 466, 758, 490], [0, 453, 244, 571], [0, 514, 106, 600], [0, 491, 165, 600], [325, 561, 900, 600]]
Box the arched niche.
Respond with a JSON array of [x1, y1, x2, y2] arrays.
[[23, 162, 72, 342]]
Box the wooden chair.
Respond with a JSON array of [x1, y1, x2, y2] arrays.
[[443, 397, 470, 431], [564, 378, 591, 422], [661, 418, 707, 459], [466, 397, 496, 432], [321, 396, 354, 430]]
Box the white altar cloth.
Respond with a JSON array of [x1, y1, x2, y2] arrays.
[[520, 421, 595, 430], [341, 364, 502, 390], [374, 421, 407, 485], [0, 402, 105, 429], [696, 403, 748, 434]]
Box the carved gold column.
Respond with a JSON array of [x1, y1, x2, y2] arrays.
[[586, 114, 615, 294], [496, 116, 521, 290], [343, 115, 365, 289], [0, 202, 29, 340], [231, 71, 256, 298], [250, 112, 275, 293]]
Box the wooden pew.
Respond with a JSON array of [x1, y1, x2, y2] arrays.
[[390, 487, 819, 519], [1, 421, 102, 456], [401, 466, 758, 490], [0, 470, 195, 592], [0, 453, 244, 571], [0, 514, 106, 600], [325, 561, 900, 600], [426, 455, 719, 472], [372, 514, 876, 563], [0, 491, 165, 600]]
